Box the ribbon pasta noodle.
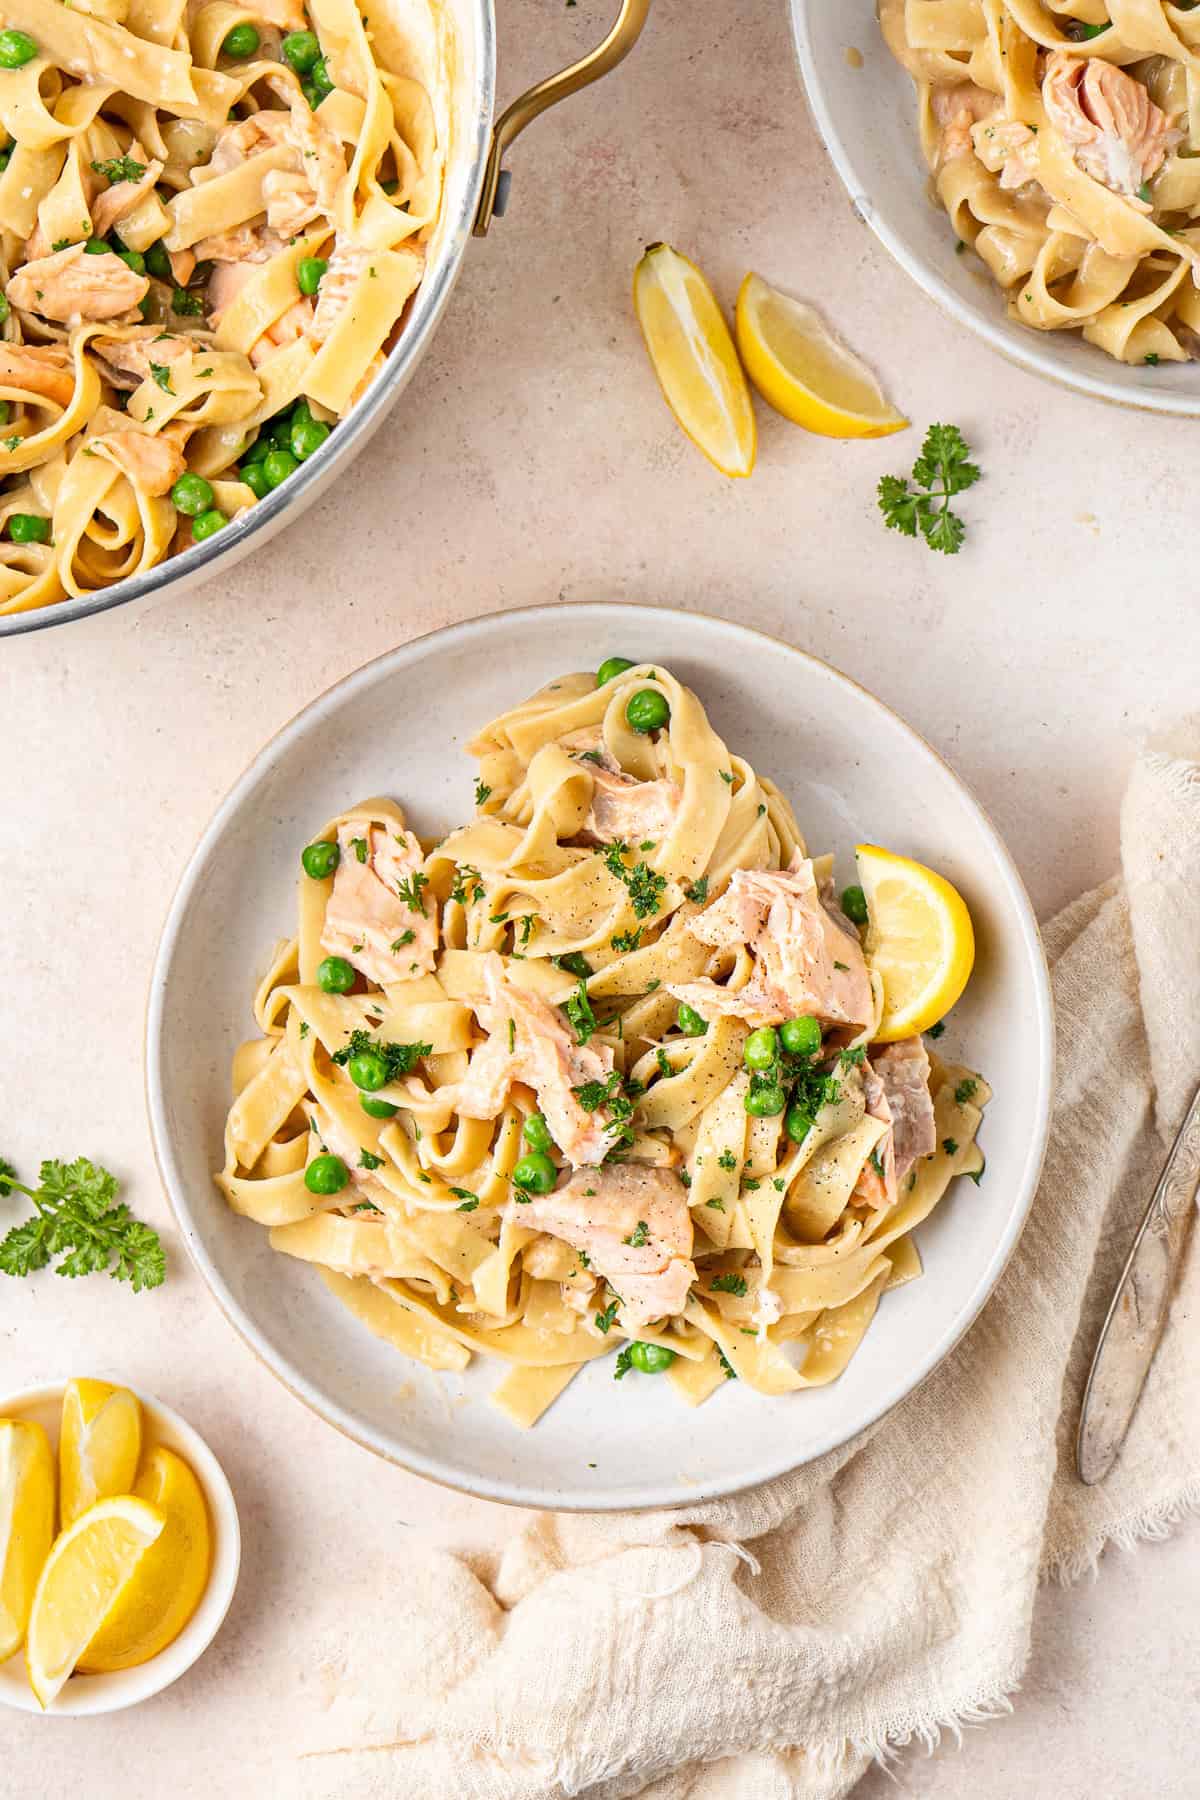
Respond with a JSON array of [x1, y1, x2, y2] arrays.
[[0, 0, 446, 616], [217, 665, 988, 1429], [881, 0, 1200, 362]]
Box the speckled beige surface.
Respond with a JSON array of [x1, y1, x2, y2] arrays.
[[1, 0, 1196, 1791]]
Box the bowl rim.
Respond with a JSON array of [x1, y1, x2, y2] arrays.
[[145, 599, 1056, 1511], [0, 0, 498, 640], [0, 1379, 241, 1715], [787, 0, 1200, 418]]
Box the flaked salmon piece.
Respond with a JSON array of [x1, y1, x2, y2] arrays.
[[1043, 54, 1174, 202], [515, 1163, 696, 1329], [92, 330, 196, 390], [0, 342, 74, 408], [669, 857, 873, 1030], [320, 822, 438, 987], [453, 955, 620, 1167], [873, 1038, 936, 1179], [560, 727, 620, 773], [91, 147, 165, 239], [167, 248, 197, 289], [933, 81, 1000, 166], [194, 223, 284, 266], [309, 243, 371, 345], [6, 245, 148, 324], [852, 1062, 897, 1211], [585, 765, 681, 846], [249, 295, 313, 367], [972, 118, 1041, 190], [96, 427, 186, 496], [201, 81, 341, 223], [263, 168, 323, 238]]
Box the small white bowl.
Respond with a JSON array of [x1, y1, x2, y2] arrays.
[[0, 1381, 240, 1715], [790, 0, 1200, 415]]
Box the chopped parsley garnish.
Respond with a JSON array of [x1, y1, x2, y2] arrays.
[[358, 1148, 384, 1170], [578, 1248, 591, 1268], [943, 1137, 959, 1157], [833, 960, 849, 972], [613, 1345, 634, 1379], [0, 1156, 165, 1290], [717, 1150, 737, 1171], [683, 876, 708, 906], [331, 1030, 431, 1080], [519, 913, 535, 946], [868, 1148, 886, 1180], [455, 1197, 479, 1212], [624, 1220, 649, 1247], [878, 423, 981, 556], [450, 864, 485, 906], [171, 288, 203, 316], [395, 870, 428, 914], [564, 977, 598, 1045], [572, 1071, 622, 1112], [719, 770, 733, 785], [594, 1298, 619, 1333], [576, 749, 605, 766], [772, 1177, 785, 1191], [299, 1021, 310, 1038], [602, 840, 667, 919], [839, 1046, 867, 1069], [92, 155, 147, 184], [149, 362, 174, 393], [349, 836, 368, 863], [928, 1020, 946, 1039], [743, 1178, 760, 1192], [711, 1272, 747, 1296], [954, 1078, 978, 1106], [390, 930, 414, 951], [718, 1348, 737, 1380], [611, 927, 642, 953], [474, 780, 491, 806], [706, 1196, 726, 1212], [655, 1048, 672, 1078], [354, 1200, 381, 1213], [508, 1018, 516, 1053]]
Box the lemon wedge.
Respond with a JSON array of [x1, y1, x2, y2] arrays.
[[79, 1447, 211, 1673], [735, 274, 908, 439], [0, 1420, 56, 1663], [59, 1378, 142, 1530], [855, 844, 975, 1041], [634, 242, 756, 478], [25, 1495, 164, 1707]]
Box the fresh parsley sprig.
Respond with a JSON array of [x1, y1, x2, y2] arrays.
[[0, 1156, 165, 1290], [878, 423, 980, 555]]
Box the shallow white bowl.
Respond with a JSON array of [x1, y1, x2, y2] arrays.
[[790, 1, 1200, 415], [0, 1382, 240, 1714], [147, 603, 1053, 1511]]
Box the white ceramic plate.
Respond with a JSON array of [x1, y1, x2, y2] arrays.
[[790, 1, 1200, 415], [0, 1382, 240, 1714], [146, 604, 1053, 1511]]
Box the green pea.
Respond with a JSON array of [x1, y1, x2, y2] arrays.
[[596, 656, 634, 687], [281, 29, 321, 72], [625, 689, 670, 735], [222, 22, 260, 57], [348, 1048, 389, 1092], [0, 295, 8, 325], [241, 432, 270, 465], [145, 240, 171, 280], [300, 839, 340, 880], [170, 472, 214, 517], [116, 247, 146, 276], [84, 238, 110, 255], [7, 513, 49, 544], [780, 1015, 821, 1058], [304, 1153, 348, 1195], [745, 1083, 786, 1118], [268, 412, 295, 447], [240, 461, 271, 499], [310, 55, 334, 96], [360, 1093, 398, 1119], [676, 1002, 708, 1037], [191, 508, 227, 542], [785, 1103, 813, 1143], [262, 448, 298, 489], [522, 1113, 553, 1153], [628, 1341, 676, 1374], [0, 31, 39, 68], [841, 884, 869, 928], [297, 256, 327, 296], [743, 1026, 778, 1071], [556, 952, 591, 979], [512, 1151, 557, 1195], [317, 955, 356, 994], [301, 79, 321, 109], [291, 414, 330, 461]]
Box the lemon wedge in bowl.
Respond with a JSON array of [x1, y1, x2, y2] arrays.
[[735, 274, 908, 439], [855, 844, 975, 1041], [59, 1378, 142, 1529], [0, 1420, 56, 1663], [25, 1495, 165, 1708], [78, 1447, 211, 1674], [634, 242, 756, 478]]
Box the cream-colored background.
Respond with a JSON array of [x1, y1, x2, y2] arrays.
[[2, 0, 1197, 1791]]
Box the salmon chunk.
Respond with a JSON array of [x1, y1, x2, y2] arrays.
[[91, 330, 196, 390], [1043, 55, 1173, 202], [516, 1163, 696, 1328], [97, 428, 186, 496], [0, 343, 74, 408], [585, 765, 681, 846], [669, 857, 873, 1030], [91, 147, 165, 239], [852, 1037, 935, 1211], [453, 954, 621, 1167], [6, 245, 149, 323], [320, 823, 438, 986]]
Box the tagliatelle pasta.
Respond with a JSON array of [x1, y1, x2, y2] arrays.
[[0, 0, 446, 616], [216, 665, 988, 1428], [881, 0, 1200, 362]]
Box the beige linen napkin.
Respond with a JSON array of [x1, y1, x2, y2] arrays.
[[297, 737, 1200, 1800]]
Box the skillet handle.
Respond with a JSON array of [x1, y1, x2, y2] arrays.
[[473, 0, 652, 236]]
